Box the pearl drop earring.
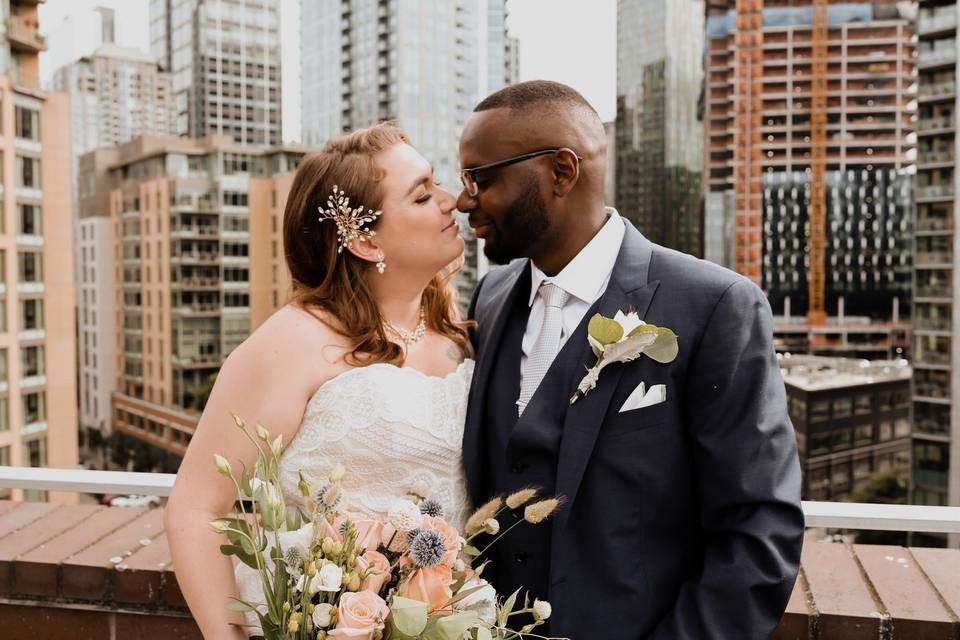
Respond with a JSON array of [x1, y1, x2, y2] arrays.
[[376, 251, 386, 274]]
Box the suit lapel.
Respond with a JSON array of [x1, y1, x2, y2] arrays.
[[463, 260, 529, 505], [552, 222, 660, 537]]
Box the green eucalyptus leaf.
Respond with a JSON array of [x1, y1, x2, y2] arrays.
[[587, 314, 623, 345], [627, 323, 658, 338], [389, 596, 429, 636], [644, 328, 679, 364], [461, 544, 481, 557], [426, 611, 479, 640]]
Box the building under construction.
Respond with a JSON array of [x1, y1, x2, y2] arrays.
[[704, 0, 916, 321]]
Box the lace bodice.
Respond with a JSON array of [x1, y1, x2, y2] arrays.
[[235, 359, 474, 632], [277, 359, 475, 526]]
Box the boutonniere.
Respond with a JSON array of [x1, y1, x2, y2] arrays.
[[570, 309, 678, 404]]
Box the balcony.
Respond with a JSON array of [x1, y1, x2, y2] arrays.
[[6, 15, 46, 52], [917, 115, 955, 133], [916, 284, 952, 299], [918, 148, 956, 167], [919, 11, 958, 36], [918, 81, 957, 102], [916, 185, 954, 201], [0, 469, 960, 639], [916, 251, 955, 267], [915, 316, 953, 331], [918, 47, 957, 69]]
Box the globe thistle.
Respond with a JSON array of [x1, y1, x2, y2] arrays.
[[418, 498, 444, 518], [406, 528, 423, 545], [315, 482, 342, 512], [408, 529, 447, 568], [284, 545, 303, 568]]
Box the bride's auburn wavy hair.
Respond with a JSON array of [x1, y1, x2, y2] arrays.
[[283, 123, 472, 366]]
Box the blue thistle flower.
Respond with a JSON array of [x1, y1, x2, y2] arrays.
[[418, 498, 444, 518], [408, 529, 447, 568]]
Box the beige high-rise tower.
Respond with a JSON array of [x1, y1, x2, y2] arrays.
[[0, 0, 78, 502], [78, 135, 302, 468]]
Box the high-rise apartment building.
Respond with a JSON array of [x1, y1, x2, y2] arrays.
[[77, 135, 302, 469], [300, 0, 516, 305], [912, 1, 958, 528], [52, 44, 176, 203], [0, 0, 77, 501], [704, 1, 915, 320], [617, 0, 705, 256], [149, 0, 282, 146]]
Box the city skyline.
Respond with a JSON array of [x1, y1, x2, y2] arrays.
[[37, 0, 618, 145]]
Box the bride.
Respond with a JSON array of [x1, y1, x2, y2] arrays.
[[165, 123, 474, 639]]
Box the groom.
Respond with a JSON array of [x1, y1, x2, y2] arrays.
[[459, 80, 804, 639]]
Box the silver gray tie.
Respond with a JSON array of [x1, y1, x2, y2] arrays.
[[518, 282, 570, 415]]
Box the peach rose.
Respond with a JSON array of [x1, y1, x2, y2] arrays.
[[351, 518, 385, 552], [327, 591, 389, 639], [397, 564, 453, 611], [359, 549, 392, 595], [418, 516, 461, 568]]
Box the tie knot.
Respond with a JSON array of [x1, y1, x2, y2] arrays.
[[539, 282, 569, 309]]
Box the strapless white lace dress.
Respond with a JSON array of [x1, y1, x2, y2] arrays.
[[234, 359, 475, 634]]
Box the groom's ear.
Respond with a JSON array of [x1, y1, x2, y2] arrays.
[[550, 148, 580, 198], [345, 236, 382, 265]]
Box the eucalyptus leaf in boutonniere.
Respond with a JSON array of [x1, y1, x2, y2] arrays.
[[570, 309, 678, 404]]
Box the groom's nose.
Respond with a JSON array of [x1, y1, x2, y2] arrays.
[[456, 188, 476, 213]]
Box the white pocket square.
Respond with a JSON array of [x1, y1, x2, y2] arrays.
[[619, 383, 667, 413]]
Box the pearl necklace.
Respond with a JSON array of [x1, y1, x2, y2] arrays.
[[386, 309, 426, 346]]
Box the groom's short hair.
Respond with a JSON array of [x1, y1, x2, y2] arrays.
[[475, 80, 598, 117]]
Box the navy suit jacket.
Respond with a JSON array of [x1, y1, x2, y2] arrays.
[[465, 221, 804, 639]]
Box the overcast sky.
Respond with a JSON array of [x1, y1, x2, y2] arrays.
[[38, 0, 617, 143]]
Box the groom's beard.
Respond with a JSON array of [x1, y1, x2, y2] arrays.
[[481, 177, 550, 265]]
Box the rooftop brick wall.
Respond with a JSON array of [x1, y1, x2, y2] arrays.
[[1, 501, 959, 639]]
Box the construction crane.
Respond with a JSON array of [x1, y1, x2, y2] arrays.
[[807, 0, 829, 326]]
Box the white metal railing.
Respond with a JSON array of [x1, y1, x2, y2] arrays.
[[1, 467, 960, 533]]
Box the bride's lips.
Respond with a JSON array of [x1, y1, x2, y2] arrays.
[[443, 220, 459, 233]]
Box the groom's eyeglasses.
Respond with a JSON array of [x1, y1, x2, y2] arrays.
[[459, 148, 582, 197]]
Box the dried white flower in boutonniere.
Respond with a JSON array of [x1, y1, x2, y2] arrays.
[[570, 309, 678, 404]]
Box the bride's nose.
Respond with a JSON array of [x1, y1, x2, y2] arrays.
[[437, 186, 458, 214]]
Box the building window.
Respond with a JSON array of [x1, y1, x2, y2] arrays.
[[0, 445, 8, 464], [854, 394, 873, 416], [19, 298, 43, 330], [16, 156, 41, 189], [17, 251, 42, 282], [15, 106, 41, 141], [0, 397, 7, 432], [22, 390, 46, 424], [21, 344, 44, 377], [17, 204, 42, 235], [832, 397, 852, 419], [25, 435, 46, 466]]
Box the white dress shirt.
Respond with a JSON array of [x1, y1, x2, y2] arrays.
[[520, 208, 626, 383]]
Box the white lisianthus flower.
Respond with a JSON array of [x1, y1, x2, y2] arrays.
[[612, 309, 645, 335], [387, 499, 423, 531], [312, 602, 335, 628], [533, 599, 552, 621], [249, 477, 265, 493], [310, 561, 343, 593], [457, 578, 497, 625]]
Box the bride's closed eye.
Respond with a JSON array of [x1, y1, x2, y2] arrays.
[[415, 181, 442, 204]]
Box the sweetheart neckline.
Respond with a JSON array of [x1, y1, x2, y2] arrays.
[[306, 359, 475, 407]]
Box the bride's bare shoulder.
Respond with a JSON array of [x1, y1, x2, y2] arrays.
[[228, 304, 350, 376]]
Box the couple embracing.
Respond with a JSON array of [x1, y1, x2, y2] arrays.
[[167, 80, 804, 639]]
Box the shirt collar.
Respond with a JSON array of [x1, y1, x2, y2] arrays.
[[528, 207, 626, 307]]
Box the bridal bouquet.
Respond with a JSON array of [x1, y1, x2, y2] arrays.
[[211, 415, 566, 640]]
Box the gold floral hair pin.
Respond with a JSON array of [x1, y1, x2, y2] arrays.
[[318, 185, 382, 253]]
